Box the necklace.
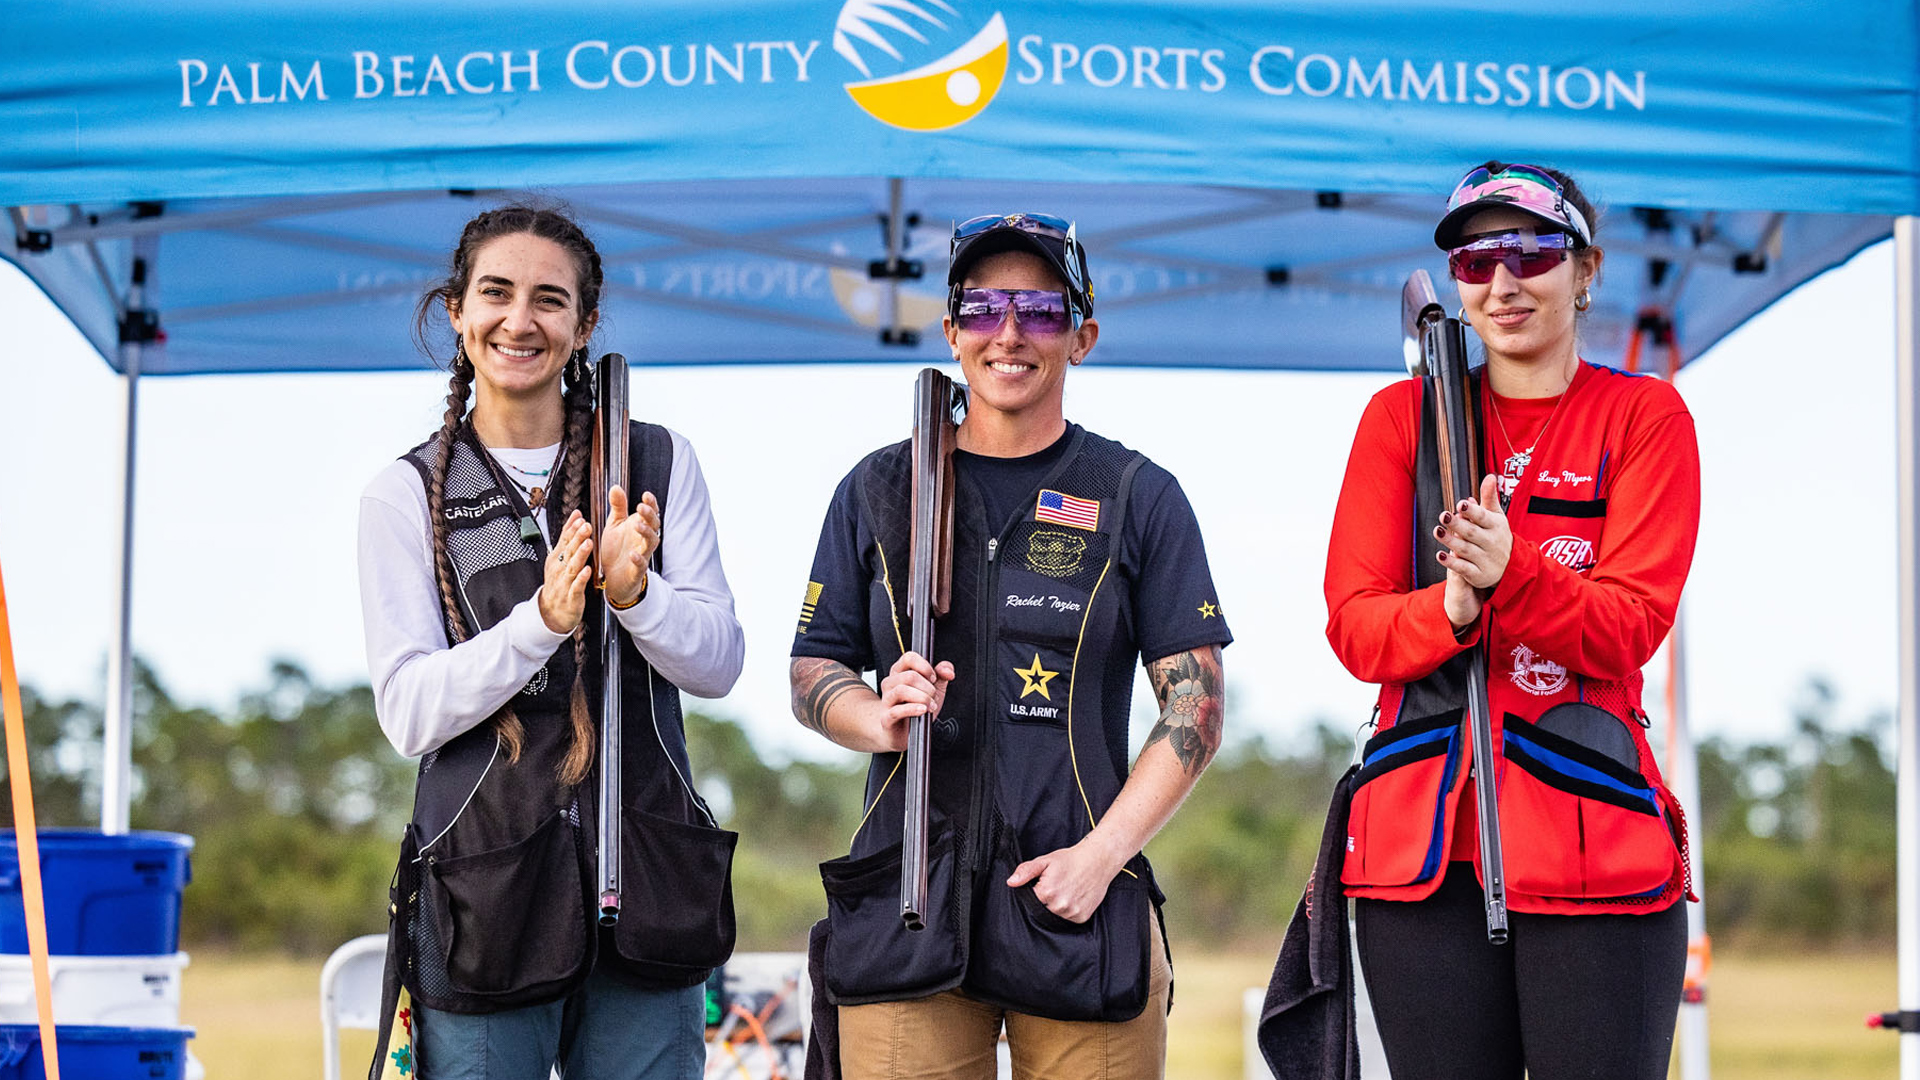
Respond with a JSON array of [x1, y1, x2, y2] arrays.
[[494, 447, 564, 513], [1487, 388, 1568, 511]]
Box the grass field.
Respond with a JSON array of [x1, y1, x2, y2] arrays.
[[183, 946, 1897, 1078]]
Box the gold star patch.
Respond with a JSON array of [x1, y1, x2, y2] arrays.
[[1197, 600, 1218, 619], [1014, 654, 1060, 700]]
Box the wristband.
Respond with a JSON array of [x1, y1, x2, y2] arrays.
[[607, 571, 647, 610]]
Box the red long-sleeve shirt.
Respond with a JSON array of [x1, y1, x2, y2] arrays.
[[1326, 365, 1699, 695]]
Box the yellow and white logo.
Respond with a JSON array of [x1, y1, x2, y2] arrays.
[[832, 1, 1009, 131]]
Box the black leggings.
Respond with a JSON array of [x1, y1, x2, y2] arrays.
[[1354, 863, 1687, 1080]]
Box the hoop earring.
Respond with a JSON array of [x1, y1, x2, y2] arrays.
[[1574, 288, 1592, 313], [1456, 307, 1467, 322]]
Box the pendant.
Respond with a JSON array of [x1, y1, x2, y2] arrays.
[[518, 516, 541, 545], [528, 486, 545, 511], [1504, 450, 1531, 472]]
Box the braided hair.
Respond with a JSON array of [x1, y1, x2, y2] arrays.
[[414, 204, 607, 784]]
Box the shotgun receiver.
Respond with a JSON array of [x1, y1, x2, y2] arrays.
[[590, 351, 630, 927], [1401, 271, 1510, 945], [901, 367, 966, 931]]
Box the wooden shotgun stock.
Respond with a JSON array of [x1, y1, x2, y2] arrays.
[[1402, 271, 1510, 944], [902, 367, 965, 931], [591, 351, 629, 927]]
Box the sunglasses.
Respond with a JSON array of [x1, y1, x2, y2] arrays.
[[1448, 230, 1575, 284], [950, 212, 1092, 312], [952, 287, 1073, 336]]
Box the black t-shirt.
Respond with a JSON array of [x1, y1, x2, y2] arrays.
[[953, 427, 1074, 535], [793, 423, 1231, 702]]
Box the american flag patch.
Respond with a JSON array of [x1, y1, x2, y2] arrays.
[[1035, 490, 1099, 531]]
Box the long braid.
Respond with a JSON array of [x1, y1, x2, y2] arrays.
[[425, 350, 527, 764], [426, 357, 472, 651], [556, 349, 597, 785]]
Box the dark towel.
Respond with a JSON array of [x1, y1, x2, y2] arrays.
[[1257, 766, 1361, 1080], [804, 918, 841, 1080]]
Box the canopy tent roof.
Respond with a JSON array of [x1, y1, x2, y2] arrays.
[[4, 0, 1915, 375], [10, 183, 1891, 375]]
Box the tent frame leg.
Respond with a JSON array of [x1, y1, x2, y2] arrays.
[[1897, 214, 1919, 1080], [100, 235, 154, 836], [1665, 612, 1711, 1080]]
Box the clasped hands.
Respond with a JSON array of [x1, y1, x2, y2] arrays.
[[537, 486, 660, 635], [1437, 474, 1514, 632]]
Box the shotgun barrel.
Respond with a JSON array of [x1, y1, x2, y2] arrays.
[[901, 367, 963, 931], [591, 351, 630, 927], [1401, 271, 1510, 944]]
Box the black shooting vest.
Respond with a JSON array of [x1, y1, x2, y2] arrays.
[[817, 426, 1165, 1024], [373, 422, 734, 1042]]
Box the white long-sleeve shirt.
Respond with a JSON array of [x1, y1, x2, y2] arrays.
[[358, 428, 745, 759]]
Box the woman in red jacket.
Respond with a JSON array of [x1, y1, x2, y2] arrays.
[[1326, 162, 1698, 1079]]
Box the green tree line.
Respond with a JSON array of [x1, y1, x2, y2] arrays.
[[0, 664, 1896, 955]]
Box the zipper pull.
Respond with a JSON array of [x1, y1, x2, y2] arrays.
[[987, 537, 998, 562]]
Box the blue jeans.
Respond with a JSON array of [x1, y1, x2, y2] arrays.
[[416, 959, 705, 1080]]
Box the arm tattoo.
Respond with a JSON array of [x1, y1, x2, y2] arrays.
[[790, 657, 873, 739], [1141, 645, 1225, 775]]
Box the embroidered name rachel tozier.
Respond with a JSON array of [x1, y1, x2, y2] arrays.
[[1005, 594, 1085, 613]]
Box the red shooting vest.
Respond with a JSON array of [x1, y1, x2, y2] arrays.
[[1340, 362, 1692, 916]]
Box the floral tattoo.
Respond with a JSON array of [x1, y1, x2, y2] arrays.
[[1143, 645, 1224, 775]]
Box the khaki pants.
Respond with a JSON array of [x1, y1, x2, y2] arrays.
[[837, 917, 1171, 1080]]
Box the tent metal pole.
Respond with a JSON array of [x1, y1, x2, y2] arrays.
[[100, 234, 155, 836], [885, 177, 905, 341], [1665, 611, 1710, 1080], [1896, 214, 1919, 1080]]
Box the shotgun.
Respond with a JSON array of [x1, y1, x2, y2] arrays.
[[591, 351, 630, 927], [901, 367, 965, 931], [1401, 271, 1510, 944]]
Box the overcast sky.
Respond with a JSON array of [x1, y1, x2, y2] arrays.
[[0, 240, 1898, 771]]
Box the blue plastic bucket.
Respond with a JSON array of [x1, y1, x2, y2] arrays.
[[0, 831, 193, 956], [0, 1024, 193, 1080]]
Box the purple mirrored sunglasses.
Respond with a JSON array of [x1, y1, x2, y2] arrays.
[[952, 288, 1073, 336]]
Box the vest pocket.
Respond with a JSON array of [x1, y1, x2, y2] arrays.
[[611, 807, 738, 973], [1340, 712, 1460, 889], [423, 810, 588, 997], [967, 834, 1154, 1023], [818, 825, 965, 1003], [1499, 713, 1679, 899]]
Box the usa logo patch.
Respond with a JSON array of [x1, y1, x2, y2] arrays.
[[1540, 535, 1596, 572]]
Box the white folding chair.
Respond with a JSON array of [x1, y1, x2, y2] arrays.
[[321, 934, 390, 1080]]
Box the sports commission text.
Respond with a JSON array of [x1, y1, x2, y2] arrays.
[[176, 40, 1646, 113]]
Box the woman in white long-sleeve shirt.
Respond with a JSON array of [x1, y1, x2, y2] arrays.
[[356, 204, 744, 1080]]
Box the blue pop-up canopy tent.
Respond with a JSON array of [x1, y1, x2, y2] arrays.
[[5, 1, 1920, 1073]]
